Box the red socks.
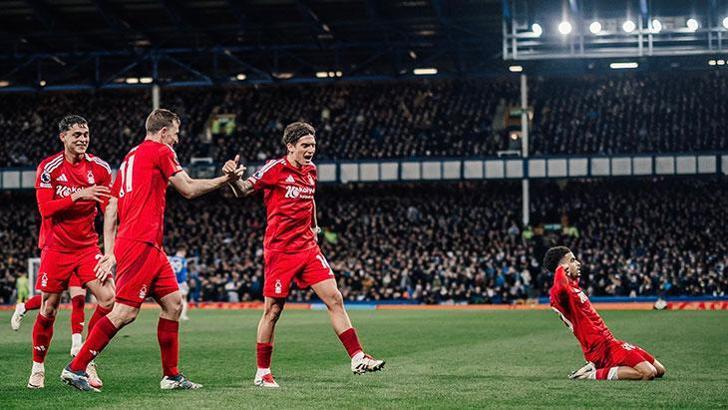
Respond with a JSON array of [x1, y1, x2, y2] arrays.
[[595, 367, 619, 380], [337, 328, 363, 358], [257, 342, 273, 369], [87, 305, 112, 335], [157, 318, 180, 377], [70, 316, 118, 372], [25, 294, 42, 310], [70, 295, 85, 334], [31, 314, 55, 363]]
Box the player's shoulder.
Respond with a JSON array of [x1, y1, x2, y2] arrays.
[[37, 152, 64, 173], [253, 158, 286, 179], [85, 153, 112, 175]]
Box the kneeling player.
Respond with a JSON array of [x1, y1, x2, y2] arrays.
[[225, 122, 384, 388], [545, 246, 666, 381]]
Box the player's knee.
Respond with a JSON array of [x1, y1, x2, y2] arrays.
[[41, 304, 58, 318], [639, 366, 657, 380], [324, 290, 345, 310], [264, 304, 283, 323]]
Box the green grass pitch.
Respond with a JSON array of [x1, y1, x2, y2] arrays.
[[1, 308, 727, 409]]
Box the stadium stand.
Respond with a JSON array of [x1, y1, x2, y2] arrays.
[[1, 178, 725, 304], [2, 71, 727, 168]]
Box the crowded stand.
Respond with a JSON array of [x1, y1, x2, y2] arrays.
[[1, 178, 725, 305], [2, 71, 727, 168]]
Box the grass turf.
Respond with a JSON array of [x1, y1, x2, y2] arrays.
[[1, 308, 726, 409]]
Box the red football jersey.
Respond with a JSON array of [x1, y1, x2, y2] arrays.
[[549, 266, 615, 362], [112, 140, 182, 249], [35, 152, 112, 252], [248, 157, 317, 253]]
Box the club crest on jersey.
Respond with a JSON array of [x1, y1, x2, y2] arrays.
[[307, 175, 314, 185], [40, 272, 48, 288], [139, 284, 148, 300], [87, 170, 95, 184], [274, 280, 282, 295]]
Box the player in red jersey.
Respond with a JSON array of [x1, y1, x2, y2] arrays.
[[545, 246, 667, 381], [61, 109, 245, 392], [12, 276, 89, 356], [225, 122, 384, 388], [26, 115, 117, 389]]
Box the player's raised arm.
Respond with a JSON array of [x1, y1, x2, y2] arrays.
[[169, 159, 245, 200], [223, 155, 255, 198]]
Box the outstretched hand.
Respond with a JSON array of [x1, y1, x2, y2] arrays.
[[223, 154, 246, 181], [94, 253, 116, 283]]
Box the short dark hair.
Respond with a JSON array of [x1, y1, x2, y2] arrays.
[[58, 115, 88, 132], [146, 109, 180, 134], [543, 246, 571, 272], [282, 121, 315, 147]]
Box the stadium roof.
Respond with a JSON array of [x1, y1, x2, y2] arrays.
[[0, 0, 504, 90]]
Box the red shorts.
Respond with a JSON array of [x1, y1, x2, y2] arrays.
[[36, 247, 102, 293], [595, 339, 655, 369], [263, 246, 335, 298], [114, 238, 178, 308]]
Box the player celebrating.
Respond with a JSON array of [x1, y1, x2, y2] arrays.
[[169, 247, 190, 321], [61, 109, 245, 392], [545, 246, 667, 381], [224, 121, 384, 388], [12, 279, 90, 356], [27, 115, 117, 389]]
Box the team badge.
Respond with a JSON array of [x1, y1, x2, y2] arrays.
[[87, 170, 95, 184], [308, 175, 314, 185], [139, 284, 148, 299], [40, 272, 48, 288], [274, 280, 282, 294]]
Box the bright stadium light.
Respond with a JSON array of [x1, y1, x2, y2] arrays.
[[236, 73, 247, 81], [316, 71, 328, 78], [125, 77, 139, 84], [531, 23, 543, 37], [686, 18, 699, 32], [723, 17, 728, 29], [718, 60, 726, 65], [589, 21, 602, 34], [0, 80, 9, 87], [610, 62, 639, 69], [651, 19, 662, 33], [509, 65, 523, 72], [39, 80, 47, 86], [413, 67, 438, 75], [708, 60, 717, 66], [558, 21, 572, 35], [139, 77, 153, 84], [622, 20, 636, 33]]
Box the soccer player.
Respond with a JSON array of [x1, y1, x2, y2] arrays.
[[169, 247, 190, 321], [12, 279, 89, 356], [61, 109, 245, 392], [27, 115, 117, 389], [224, 121, 385, 388], [545, 246, 667, 381]]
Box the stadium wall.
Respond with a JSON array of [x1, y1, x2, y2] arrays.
[[1, 152, 726, 189]]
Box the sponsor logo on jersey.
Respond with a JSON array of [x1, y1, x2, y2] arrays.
[[57, 173, 68, 182], [55, 185, 82, 198], [573, 287, 589, 303], [40, 273, 48, 288], [274, 280, 282, 295], [285, 175, 295, 184], [87, 170, 95, 184], [284, 185, 315, 199], [139, 284, 148, 300]]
